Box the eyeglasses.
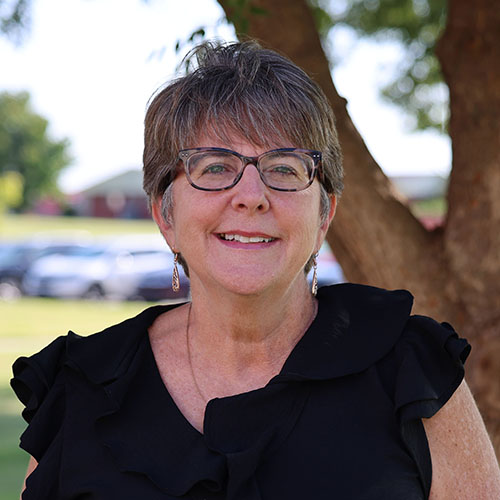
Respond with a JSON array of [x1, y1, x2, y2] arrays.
[[178, 147, 322, 192]]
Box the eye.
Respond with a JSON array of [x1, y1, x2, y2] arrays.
[[261, 152, 311, 183], [268, 164, 298, 176], [263, 162, 301, 178], [190, 154, 240, 178], [201, 163, 230, 175]]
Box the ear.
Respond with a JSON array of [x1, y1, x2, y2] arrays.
[[316, 195, 337, 250], [151, 196, 177, 251], [323, 194, 337, 231]]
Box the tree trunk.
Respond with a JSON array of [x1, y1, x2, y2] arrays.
[[436, 0, 500, 453], [218, 0, 500, 455]]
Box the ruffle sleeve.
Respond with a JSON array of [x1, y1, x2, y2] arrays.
[[376, 314, 471, 498], [9, 304, 173, 499], [382, 315, 471, 422], [10, 336, 68, 462], [11, 336, 66, 423]]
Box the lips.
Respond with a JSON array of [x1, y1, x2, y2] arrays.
[[218, 233, 276, 243]]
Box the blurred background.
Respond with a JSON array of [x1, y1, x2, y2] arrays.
[[1, 0, 452, 496]]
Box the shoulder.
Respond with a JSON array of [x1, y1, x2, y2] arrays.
[[315, 284, 471, 419], [313, 283, 415, 375], [317, 282, 414, 345], [292, 283, 465, 384], [11, 304, 172, 423], [316, 282, 414, 345], [10, 304, 175, 472]]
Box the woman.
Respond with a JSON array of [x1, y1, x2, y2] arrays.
[[12, 41, 500, 499]]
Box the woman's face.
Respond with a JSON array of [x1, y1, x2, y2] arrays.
[[153, 134, 335, 297]]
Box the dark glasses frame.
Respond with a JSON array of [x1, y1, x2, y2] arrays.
[[178, 147, 322, 192]]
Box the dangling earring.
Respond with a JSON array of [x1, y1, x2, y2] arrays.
[[311, 253, 319, 296], [172, 253, 180, 293]]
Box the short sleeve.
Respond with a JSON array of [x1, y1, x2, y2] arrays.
[[375, 315, 470, 497], [10, 335, 67, 461], [378, 315, 471, 422]]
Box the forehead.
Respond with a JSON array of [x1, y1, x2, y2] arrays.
[[189, 130, 296, 155]]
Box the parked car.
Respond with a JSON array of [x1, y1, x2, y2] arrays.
[[0, 240, 91, 298], [136, 264, 190, 301], [23, 239, 174, 300]]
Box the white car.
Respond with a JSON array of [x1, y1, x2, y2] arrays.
[[23, 237, 173, 300]]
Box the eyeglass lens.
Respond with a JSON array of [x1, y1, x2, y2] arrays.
[[186, 151, 313, 190]]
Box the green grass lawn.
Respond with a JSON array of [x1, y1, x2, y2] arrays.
[[1, 213, 158, 239], [0, 297, 155, 499]]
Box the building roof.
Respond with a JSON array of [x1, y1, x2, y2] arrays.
[[79, 169, 145, 197]]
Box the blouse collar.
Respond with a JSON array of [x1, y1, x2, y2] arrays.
[[66, 283, 413, 387]]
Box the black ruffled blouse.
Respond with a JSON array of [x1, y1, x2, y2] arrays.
[[11, 284, 470, 500]]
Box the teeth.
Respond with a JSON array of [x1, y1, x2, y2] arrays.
[[220, 234, 274, 243]]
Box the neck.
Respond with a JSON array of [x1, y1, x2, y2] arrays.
[[186, 277, 316, 370]]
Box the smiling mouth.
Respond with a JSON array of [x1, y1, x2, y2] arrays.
[[218, 233, 276, 243]]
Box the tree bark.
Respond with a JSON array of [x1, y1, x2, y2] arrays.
[[217, 0, 500, 454], [436, 0, 500, 452]]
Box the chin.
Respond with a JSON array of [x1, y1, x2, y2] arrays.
[[220, 278, 275, 297], [191, 268, 277, 297], [218, 270, 307, 299]]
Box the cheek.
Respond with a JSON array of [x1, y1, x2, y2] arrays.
[[296, 192, 323, 227], [170, 191, 218, 247], [285, 202, 322, 248], [303, 199, 326, 249]]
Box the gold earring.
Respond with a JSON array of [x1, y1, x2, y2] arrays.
[[311, 253, 318, 296], [172, 253, 180, 293]]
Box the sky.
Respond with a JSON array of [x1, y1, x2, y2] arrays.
[[0, 0, 451, 194]]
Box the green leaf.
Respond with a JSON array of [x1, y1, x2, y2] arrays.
[[307, 0, 448, 133]]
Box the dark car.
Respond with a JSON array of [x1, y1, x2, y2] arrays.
[[0, 240, 90, 297], [136, 265, 190, 301]]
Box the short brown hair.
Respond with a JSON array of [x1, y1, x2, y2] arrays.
[[143, 40, 343, 208]]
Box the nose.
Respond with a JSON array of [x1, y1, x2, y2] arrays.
[[230, 163, 270, 213]]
